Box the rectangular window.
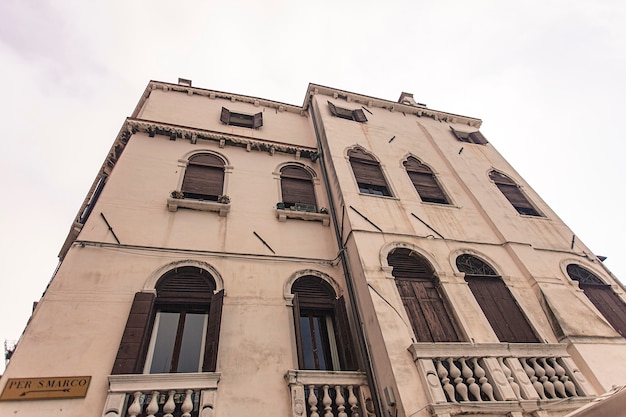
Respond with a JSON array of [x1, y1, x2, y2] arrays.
[[328, 101, 368, 122], [220, 107, 263, 128], [145, 311, 208, 374], [450, 127, 488, 144], [299, 313, 339, 370]]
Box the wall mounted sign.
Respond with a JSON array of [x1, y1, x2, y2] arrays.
[[0, 376, 91, 401]]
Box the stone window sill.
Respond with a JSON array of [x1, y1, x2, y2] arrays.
[[167, 197, 230, 217], [276, 209, 330, 226]]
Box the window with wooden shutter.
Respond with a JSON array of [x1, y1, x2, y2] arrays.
[[404, 157, 449, 204], [388, 249, 463, 342], [220, 107, 263, 129], [280, 166, 316, 211], [567, 264, 626, 337], [111, 267, 222, 375], [348, 148, 391, 197], [328, 101, 367, 123], [291, 276, 357, 371], [181, 153, 225, 201], [450, 127, 488, 144], [456, 254, 539, 343], [489, 170, 542, 216]]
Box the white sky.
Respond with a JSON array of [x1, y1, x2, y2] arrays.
[[1, 0, 625, 372]]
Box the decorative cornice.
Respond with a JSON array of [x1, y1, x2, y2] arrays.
[[125, 118, 318, 158], [304, 83, 483, 128], [145, 81, 307, 116]]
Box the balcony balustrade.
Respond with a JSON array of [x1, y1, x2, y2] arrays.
[[102, 373, 220, 417], [285, 370, 374, 417], [410, 343, 596, 416]]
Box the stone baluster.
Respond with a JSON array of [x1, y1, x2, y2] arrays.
[[541, 358, 565, 398], [498, 358, 520, 399], [530, 358, 555, 398], [335, 386, 347, 417], [447, 358, 469, 401], [522, 358, 546, 399], [347, 385, 359, 417], [308, 385, 320, 417], [181, 389, 194, 417], [322, 385, 333, 417], [460, 358, 481, 401], [550, 358, 577, 397], [163, 390, 176, 417], [128, 392, 143, 417], [436, 359, 455, 402], [472, 358, 495, 401], [146, 391, 160, 417]]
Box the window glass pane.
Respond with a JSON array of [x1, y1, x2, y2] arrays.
[[300, 316, 315, 370], [176, 313, 207, 373], [149, 312, 179, 374], [300, 314, 333, 370]]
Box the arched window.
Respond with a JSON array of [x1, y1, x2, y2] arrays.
[[456, 254, 538, 343], [567, 264, 626, 337], [181, 153, 225, 201], [280, 166, 316, 211], [291, 276, 357, 371], [489, 170, 541, 216], [388, 248, 462, 342], [348, 148, 391, 196], [403, 157, 449, 204], [112, 266, 224, 375]]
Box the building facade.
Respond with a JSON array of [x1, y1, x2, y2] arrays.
[[1, 80, 625, 417]]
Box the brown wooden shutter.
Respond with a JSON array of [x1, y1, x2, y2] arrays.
[[182, 154, 225, 199], [111, 292, 155, 375], [579, 284, 626, 337], [489, 171, 539, 216], [281, 167, 316, 206], [292, 293, 305, 369], [253, 112, 263, 128], [203, 289, 224, 372], [220, 107, 231, 124], [408, 171, 448, 204], [389, 250, 461, 342], [466, 276, 539, 343], [469, 131, 488, 144], [350, 160, 387, 187], [328, 101, 338, 117], [334, 296, 358, 371], [352, 109, 368, 122]]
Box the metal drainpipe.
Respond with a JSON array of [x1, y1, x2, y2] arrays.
[[310, 102, 385, 417]]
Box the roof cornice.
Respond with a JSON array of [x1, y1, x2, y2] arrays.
[[303, 83, 482, 128]]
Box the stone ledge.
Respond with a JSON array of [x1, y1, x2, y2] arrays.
[[167, 197, 230, 217], [276, 209, 330, 226]]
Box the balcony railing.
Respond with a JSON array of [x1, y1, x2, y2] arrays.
[[285, 370, 374, 417], [102, 373, 220, 417], [409, 343, 596, 416]]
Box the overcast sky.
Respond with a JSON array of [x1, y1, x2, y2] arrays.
[[1, 1, 625, 372]]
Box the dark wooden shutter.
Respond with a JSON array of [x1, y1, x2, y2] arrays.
[[489, 171, 539, 216], [182, 154, 225, 199], [334, 296, 358, 370], [469, 131, 488, 144], [281, 167, 315, 206], [292, 293, 305, 369], [252, 112, 263, 128], [328, 101, 338, 117], [111, 292, 155, 374], [466, 276, 538, 343], [350, 160, 388, 187], [220, 107, 231, 125], [579, 284, 626, 337], [203, 289, 224, 372], [389, 250, 461, 342], [404, 158, 448, 204], [352, 109, 368, 122]]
